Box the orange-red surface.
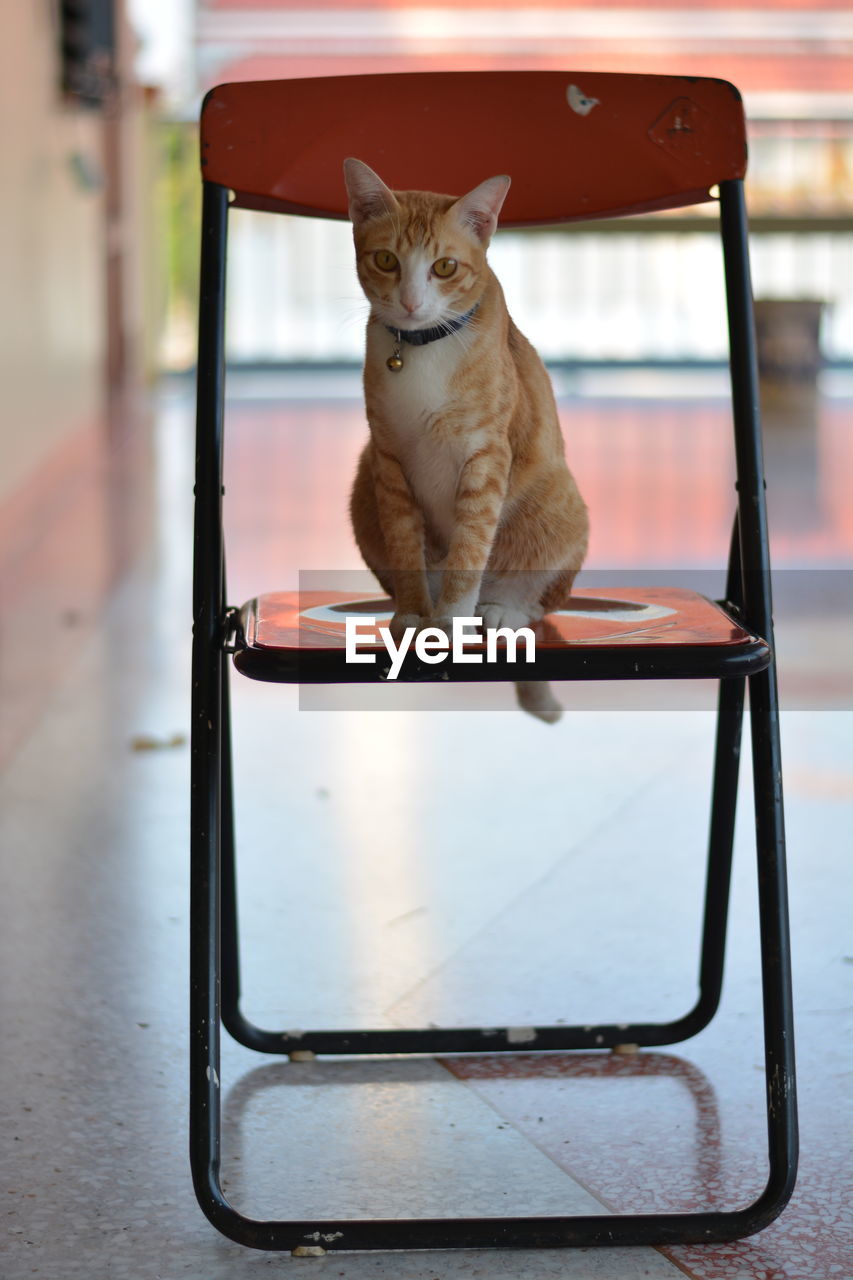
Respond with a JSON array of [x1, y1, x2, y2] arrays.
[[245, 587, 758, 654], [201, 72, 746, 223]]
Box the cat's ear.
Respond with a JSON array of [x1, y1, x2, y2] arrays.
[[343, 158, 398, 226], [452, 175, 511, 243]]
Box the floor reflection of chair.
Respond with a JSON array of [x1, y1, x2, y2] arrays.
[[445, 1053, 727, 1214], [220, 1053, 723, 1221]]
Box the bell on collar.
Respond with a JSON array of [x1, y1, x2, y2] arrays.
[[387, 330, 403, 372]]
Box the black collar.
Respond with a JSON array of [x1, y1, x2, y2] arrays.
[[385, 302, 480, 347]]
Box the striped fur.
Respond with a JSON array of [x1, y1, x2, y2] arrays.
[[344, 159, 589, 721]]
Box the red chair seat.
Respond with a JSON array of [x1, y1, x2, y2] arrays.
[[233, 587, 769, 684]]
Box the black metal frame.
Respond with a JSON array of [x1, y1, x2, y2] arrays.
[[190, 177, 797, 1251]]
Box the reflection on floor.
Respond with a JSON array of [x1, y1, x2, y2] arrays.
[[1, 370, 851, 1280]]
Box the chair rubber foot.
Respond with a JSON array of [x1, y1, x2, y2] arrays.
[[612, 1043, 640, 1055], [289, 1049, 317, 1062]]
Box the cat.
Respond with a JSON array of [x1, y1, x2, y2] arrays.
[[343, 157, 589, 723]]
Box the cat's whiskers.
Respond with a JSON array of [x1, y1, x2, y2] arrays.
[[437, 310, 480, 355], [332, 295, 372, 341]]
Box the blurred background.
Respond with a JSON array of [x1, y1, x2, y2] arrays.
[[2, 10, 851, 1278], [5, 0, 852, 389], [168, 1, 853, 368]]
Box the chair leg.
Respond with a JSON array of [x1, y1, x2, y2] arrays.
[[219, 658, 273, 1048], [188, 632, 228, 1232], [719, 176, 798, 1221], [676, 675, 746, 1037], [745, 665, 798, 1223], [220, 657, 241, 1023], [217, 652, 296, 1052], [189, 178, 233, 1235]]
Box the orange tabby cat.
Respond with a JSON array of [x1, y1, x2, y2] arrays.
[[344, 157, 589, 722]]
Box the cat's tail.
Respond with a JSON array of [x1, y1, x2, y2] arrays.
[[515, 680, 563, 724]]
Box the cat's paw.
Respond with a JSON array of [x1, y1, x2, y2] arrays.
[[478, 602, 535, 632], [388, 612, 427, 642], [424, 616, 459, 644]]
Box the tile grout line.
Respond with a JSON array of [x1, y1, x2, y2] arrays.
[[435, 1056, 693, 1276]]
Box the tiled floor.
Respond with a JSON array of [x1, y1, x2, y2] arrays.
[[1, 371, 851, 1280]]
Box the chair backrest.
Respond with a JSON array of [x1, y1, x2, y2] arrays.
[[200, 71, 747, 225]]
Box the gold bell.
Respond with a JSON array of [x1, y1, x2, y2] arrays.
[[386, 330, 403, 371]]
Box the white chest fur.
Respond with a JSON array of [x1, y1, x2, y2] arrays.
[[369, 331, 482, 548]]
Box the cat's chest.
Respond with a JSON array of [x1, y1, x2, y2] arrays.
[[370, 341, 481, 539], [372, 335, 458, 435]]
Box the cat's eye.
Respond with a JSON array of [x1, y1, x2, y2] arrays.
[[433, 257, 458, 278], [374, 250, 399, 272]]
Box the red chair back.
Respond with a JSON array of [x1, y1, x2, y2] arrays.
[[200, 71, 746, 225]]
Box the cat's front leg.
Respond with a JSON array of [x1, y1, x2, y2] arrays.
[[371, 448, 433, 638], [432, 440, 511, 629]]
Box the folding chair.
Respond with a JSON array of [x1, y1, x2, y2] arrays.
[[191, 71, 797, 1252]]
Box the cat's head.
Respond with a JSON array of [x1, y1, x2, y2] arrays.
[[344, 158, 510, 332]]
